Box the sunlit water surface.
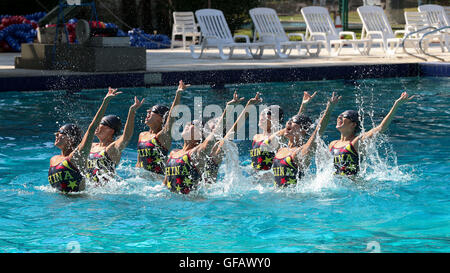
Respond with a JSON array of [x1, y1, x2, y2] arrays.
[[0, 77, 448, 252]]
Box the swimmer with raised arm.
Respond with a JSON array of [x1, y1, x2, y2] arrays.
[[329, 92, 415, 176], [249, 91, 317, 171], [86, 95, 145, 185], [203, 91, 262, 183], [48, 88, 121, 193], [272, 92, 340, 187], [136, 80, 189, 177], [163, 91, 251, 194]]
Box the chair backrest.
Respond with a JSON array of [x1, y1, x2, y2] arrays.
[[173, 12, 198, 33], [195, 9, 233, 45], [404, 11, 429, 33], [445, 6, 450, 21], [301, 6, 338, 41], [249, 7, 288, 43], [418, 4, 450, 28], [357, 5, 395, 40]]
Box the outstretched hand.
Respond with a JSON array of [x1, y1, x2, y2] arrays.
[[246, 92, 263, 106], [177, 80, 190, 92], [302, 91, 317, 105], [227, 90, 245, 105], [395, 91, 415, 106], [105, 87, 122, 100], [130, 96, 145, 111], [328, 92, 341, 106]]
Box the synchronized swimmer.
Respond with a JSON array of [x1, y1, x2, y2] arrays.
[[48, 81, 414, 194]]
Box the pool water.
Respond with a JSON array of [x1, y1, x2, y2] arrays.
[[0, 77, 449, 253]]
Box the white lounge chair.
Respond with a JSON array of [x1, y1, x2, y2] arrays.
[[357, 5, 406, 56], [171, 12, 201, 49], [190, 9, 269, 60], [419, 4, 450, 51], [249, 7, 321, 58], [419, 4, 450, 27], [301, 6, 371, 56], [403, 11, 442, 53]]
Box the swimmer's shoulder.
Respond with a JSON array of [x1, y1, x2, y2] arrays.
[[329, 140, 339, 150], [50, 154, 65, 166], [253, 134, 265, 142], [138, 131, 155, 142], [274, 147, 290, 158]]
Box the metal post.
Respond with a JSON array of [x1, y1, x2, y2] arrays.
[[339, 0, 349, 31]]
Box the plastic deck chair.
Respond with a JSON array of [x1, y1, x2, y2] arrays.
[[190, 9, 269, 60], [419, 4, 450, 52], [249, 7, 321, 58], [403, 11, 441, 53], [357, 5, 406, 56], [301, 6, 371, 56], [419, 4, 450, 27], [171, 12, 201, 49]]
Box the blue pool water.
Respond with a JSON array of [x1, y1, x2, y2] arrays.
[[0, 77, 449, 253]]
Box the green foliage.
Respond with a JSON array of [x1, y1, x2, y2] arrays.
[[211, 0, 261, 35]]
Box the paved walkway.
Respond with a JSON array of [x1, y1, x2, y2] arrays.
[[147, 45, 450, 72], [0, 45, 449, 78]]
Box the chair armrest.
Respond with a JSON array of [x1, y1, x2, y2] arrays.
[[233, 34, 250, 43], [339, 31, 356, 40], [287, 33, 305, 41], [309, 32, 328, 41]]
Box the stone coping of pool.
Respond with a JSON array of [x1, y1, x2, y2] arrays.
[[0, 46, 449, 92]]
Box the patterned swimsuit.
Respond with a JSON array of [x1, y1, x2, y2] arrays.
[[272, 154, 302, 187], [330, 143, 359, 175], [165, 152, 201, 194], [48, 159, 84, 193], [86, 149, 116, 184], [137, 136, 168, 175], [250, 138, 275, 171]]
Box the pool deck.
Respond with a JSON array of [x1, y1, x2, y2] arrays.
[[0, 45, 449, 91]]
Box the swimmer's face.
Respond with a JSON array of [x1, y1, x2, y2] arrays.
[[182, 121, 203, 141], [54, 127, 70, 149], [208, 121, 216, 132], [336, 113, 356, 133], [259, 112, 272, 132], [145, 109, 163, 127], [95, 123, 114, 139], [284, 120, 306, 139]]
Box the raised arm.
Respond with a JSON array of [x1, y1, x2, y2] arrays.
[[70, 87, 121, 169], [294, 92, 340, 166], [157, 80, 189, 149], [354, 91, 414, 146], [196, 91, 247, 159], [211, 92, 262, 158], [297, 91, 317, 115], [264, 91, 316, 150], [223, 92, 260, 141], [112, 96, 145, 153]]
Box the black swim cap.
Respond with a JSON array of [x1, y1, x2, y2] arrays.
[[151, 105, 169, 118], [290, 114, 313, 131], [341, 110, 361, 131], [59, 123, 83, 149], [266, 105, 284, 124], [100, 115, 122, 137]]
